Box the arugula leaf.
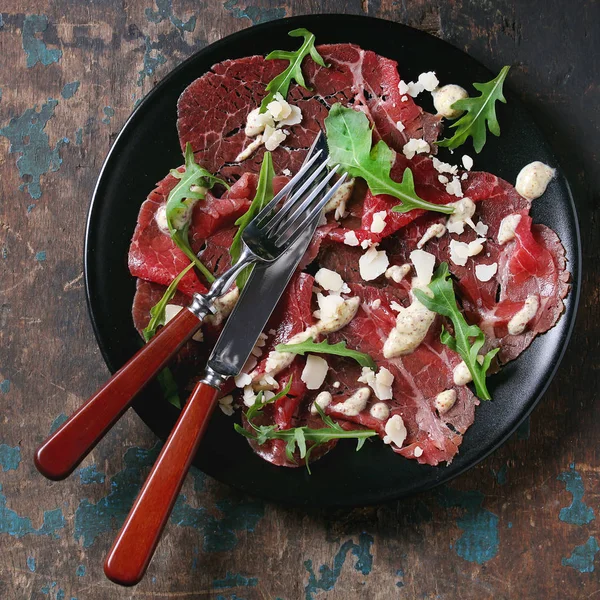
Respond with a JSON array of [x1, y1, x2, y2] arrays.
[[437, 66, 510, 153], [142, 262, 195, 342], [156, 367, 182, 409], [260, 28, 327, 113], [245, 376, 294, 422], [413, 263, 499, 400], [275, 337, 376, 370], [141, 264, 197, 409], [230, 152, 275, 289], [235, 384, 376, 473], [325, 103, 453, 215], [166, 143, 229, 284]]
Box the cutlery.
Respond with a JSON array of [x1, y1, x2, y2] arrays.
[[104, 159, 346, 587], [34, 135, 332, 481]]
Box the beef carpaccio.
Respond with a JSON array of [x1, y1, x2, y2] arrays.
[[128, 43, 570, 468]]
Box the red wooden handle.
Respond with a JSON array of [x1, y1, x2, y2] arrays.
[[34, 308, 203, 480], [104, 380, 219, 586]]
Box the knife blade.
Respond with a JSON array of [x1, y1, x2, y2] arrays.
[[204, 135, 329, 382]]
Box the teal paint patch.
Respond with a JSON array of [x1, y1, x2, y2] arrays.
[[213, 572, 258, 588], [49, 413, 68, 434], [304, 534, 374, 600], [79, 465, 105, 485], [22, 15, 62, 67], [0, 444, 21, 471], [137, 36, 167, 86], [74, 442, 161, 547], [35, 251, 46, 261], [395, 568, 404, 588], [493, 463, 508, 485], [75, 127, 83, 145], [57, 589, 65, 600], [1, 248, 7, 259], [562, 536, 599, 573], [170, 495, 264, 552], [61, 81, 80, 99], [27, 204, 35, 212], [190, 466, 205, 492], [437, 486, 499, 564], [27, 556, 36, 572], [0, 14, 3, 29], [145, 0, 196, 33], [223, 0, 286, 24], [0, 98, 69, 199], [76, 564, 85, 577], [101, 106, 114, 125], [0, 379, 10, 394], [558, 464, 595, 526], [0, 484, 65, 538]]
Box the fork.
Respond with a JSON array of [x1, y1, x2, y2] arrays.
[[34, 140, 341, 481]]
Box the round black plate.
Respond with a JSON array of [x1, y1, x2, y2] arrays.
[[85, 14, 581, 507]]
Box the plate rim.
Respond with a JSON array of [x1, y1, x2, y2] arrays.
[[84, 13, 582, 507]]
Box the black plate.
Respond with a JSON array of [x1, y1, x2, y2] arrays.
[[85, 14, 581, 507]]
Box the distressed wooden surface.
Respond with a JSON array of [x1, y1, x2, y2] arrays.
[[0, 1, 598, 598]]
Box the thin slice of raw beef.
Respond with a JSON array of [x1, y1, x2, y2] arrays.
[[128, 172, 256, 296], [177, 44, 441, 181]]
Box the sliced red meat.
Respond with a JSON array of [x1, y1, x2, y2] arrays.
[[177, 44, 441, 182], [128, 172, 256, 296]]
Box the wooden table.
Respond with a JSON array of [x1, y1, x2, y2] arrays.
[[0, 1, 598, 598]]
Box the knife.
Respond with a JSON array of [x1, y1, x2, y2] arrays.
[[104, 136, 332, 586]]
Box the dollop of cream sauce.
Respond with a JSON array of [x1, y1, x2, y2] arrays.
[[432, 84, 468, 119], [507, 295, 539, 335], [515, 161, 555, 200], [383, 291, 436, 359]]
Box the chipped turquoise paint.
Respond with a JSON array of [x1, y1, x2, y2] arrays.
[[76, 564, 86, 577], [27, 556, 36, 572], [0, 444, 21, 471], [61, 81, 80, 99], [35, 251, 46, 261], [1, 248, 7, 259], [190, 466, 205, 492], [79, 465, 105, 485], [75, 128, 83, 145], [27, 204, 35, 212], [0, 380, 10, 394], [0, 484, 65, 538], [22, 15, 62, 67], [49, 413, 68, 434], [223, 0, 286, 24], [558, 464, 595, 526], [170, 495, 264, 552], [562, 536, 599, 573], [213, 572, 258, 588], [395, 568, 404, 588], [74, 443, 161, 547], [101, 106, 114, 125], [0, 14, 3, 29], [137, 36, 167, 86], [304, 534, 374, 600], [437, 487, 499, 564], [145, 0, 196, 33], [0, 99, 68, 199], [57, 589, 65, 600], [493, 463, 508, 485]]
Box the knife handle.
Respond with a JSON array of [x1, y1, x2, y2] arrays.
[[104, 380, 219, 586], [34, 307, 204, 481]]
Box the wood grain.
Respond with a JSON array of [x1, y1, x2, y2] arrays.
[[0, 1, 598, 599]]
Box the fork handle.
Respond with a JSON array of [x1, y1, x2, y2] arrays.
[[34, 307, 205, 481], [104, 380, 219, 586]]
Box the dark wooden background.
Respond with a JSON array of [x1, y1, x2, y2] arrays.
[[0, 1, 598, 598]]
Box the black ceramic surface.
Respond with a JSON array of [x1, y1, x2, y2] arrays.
[[85, 14, 581, 507]]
